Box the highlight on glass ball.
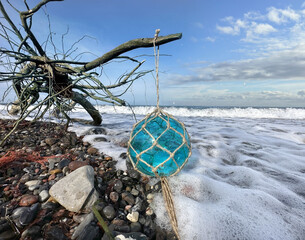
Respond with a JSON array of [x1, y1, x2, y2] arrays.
[[127, 110, 191, 177]]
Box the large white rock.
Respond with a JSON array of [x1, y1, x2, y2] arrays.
[[49, 165, 98, 212]]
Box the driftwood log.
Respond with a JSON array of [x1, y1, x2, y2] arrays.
[[0, 0, 182, 127]]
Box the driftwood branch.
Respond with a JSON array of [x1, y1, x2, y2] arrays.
[[77, 33, 182, 72]]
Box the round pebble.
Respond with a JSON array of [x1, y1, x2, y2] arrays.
[[127, 211, 139, 223], [103, 205, 116, 220], [68, 161, 88, 171], [110, 192, 119, 202], [19, 195, 39, 207]]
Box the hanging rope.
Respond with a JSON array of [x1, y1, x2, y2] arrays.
[[161, 177, 180, 239], [153, 29, 181, 240], [153, 29, 160, 110]]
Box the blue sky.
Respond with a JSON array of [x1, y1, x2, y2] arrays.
[[2, 0, 305, 107]]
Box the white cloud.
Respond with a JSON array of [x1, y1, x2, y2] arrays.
[[252, 23, 277, 35], [217, 19, 246, 35], [205, 37, 215, 42], [167, 44, 305, 84], [217, 25, 239, 35], [267, 7, 300, 24]]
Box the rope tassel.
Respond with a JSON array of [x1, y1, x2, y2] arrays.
[[161, 177, 180, 240]]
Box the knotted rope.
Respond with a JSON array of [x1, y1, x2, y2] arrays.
[[153, 29, 181, 240]]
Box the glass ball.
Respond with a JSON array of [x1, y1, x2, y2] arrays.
[[127, 110, 191, 177]]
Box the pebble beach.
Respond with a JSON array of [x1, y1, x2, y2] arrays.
[[0, 118, 175, 240]]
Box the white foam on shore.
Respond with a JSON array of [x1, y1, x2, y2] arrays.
[[89, 105, 305, 119], [1, 105, 305, 239]]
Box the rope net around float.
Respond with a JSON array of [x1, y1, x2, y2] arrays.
[[127, 30, 192, 240]]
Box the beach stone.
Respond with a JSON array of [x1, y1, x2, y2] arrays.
[[49, 165, 98, 212], [71, 213, 94, 239], [112, 219, 126, 226], [87, 147, 98, 155], [25, 180, 42, 191], [130, 222, 142, 232], [77, 223, 100, 240], [115, 232, 148, 240], [68, 161, 88, 171], [0, 229, 16, 240], [132, 197, 145, 212], [128, 169, 141, 180], [103, 205, 116, 220], [11, 207, 28, 219], [19, 194, 39, 206], [45, 225, 68, 240], [65, 132, 77, 146], [122, 192, 135, 205], [131, 188, 139, 196], [19, 203, 40, 226], [145, 207, 154, 216], [48, 157, 61, 170], [48, 173, 56, 181], [45, 138, 57, 146], [57, 158, 70, 169], [19, 173, 31, 183], [113, 179, 123, 193], [110, 192, 120, 202], [49, 169, 62, 175], [113, 224, 130, 233], [127, 211, 139, 223], [72, 214, 88, 223], [85, 127, 106, 135], [21, 225, 41, 239], [94, 136, 107, 142], [39, 190, 50, 202], [105, 156, 112, 161], [146, 193, 154, 201]]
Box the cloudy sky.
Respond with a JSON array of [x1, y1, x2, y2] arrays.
[[2, 0, 305, 107]]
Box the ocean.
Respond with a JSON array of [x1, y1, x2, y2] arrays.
[[1, 105, 305, 239]]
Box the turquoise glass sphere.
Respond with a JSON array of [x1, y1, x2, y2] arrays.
[[127, 110, 191, 177]]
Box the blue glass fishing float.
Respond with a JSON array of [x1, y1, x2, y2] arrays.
[[128, 108, 191, 177], [127, 30, 191, 239]]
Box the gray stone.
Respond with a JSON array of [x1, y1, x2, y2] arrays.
[[21, 225, 41, 239], [113, 180, 123, 193], [48, 157, 61, 170], [71, 213, 94, 239], [115, 232, 148, 240], [45, 225, 68, 240], [127, 169, 141, 180], [103, 205, 116, 220], [19, 203, 40, 226], [130, 222, 142, 232], [57, 158, 70, 169], [122, 192, 135, 206], [77, 224, 100, 240], [0, 229, 17, 240], [49, 166, 98, 212], [20, 173, 31, 183], [25, 180, 42, 191], [85, 128, 106, 135], [39, 190, 49, 202]]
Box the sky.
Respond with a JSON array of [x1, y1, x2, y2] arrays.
[[2, 0, 305, 107]]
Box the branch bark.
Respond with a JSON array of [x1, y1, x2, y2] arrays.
[[72, 92, 102, 125], [54, 33, 182, 73]]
